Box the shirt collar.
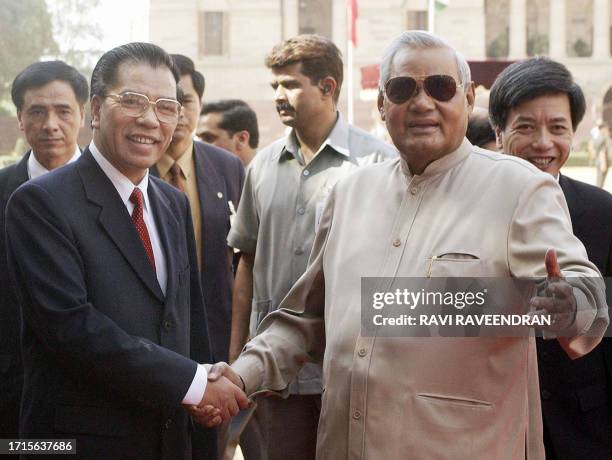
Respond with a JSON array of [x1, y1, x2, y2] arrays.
[[157, 141, 194, 179], [28, 146, 81, 180], [274, 112, 351, 162], [399, 137, 472, 182], [89, 141, 151, 211]]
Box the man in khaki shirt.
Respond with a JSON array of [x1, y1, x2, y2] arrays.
[[199, 32, 608, 459]]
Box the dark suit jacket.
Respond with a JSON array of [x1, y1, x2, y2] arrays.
[[537, 174, 612, 459], [0, 152, 29, 439], [5, 149, 215, 459], [152, 141, 245, 363]]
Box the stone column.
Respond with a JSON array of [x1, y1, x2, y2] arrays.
[[509, 0, 527, 58], [593, 0, 610, 59], [549, 0, 566, 58]]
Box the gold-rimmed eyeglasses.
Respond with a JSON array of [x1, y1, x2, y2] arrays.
[[106, 92, 182, 124]]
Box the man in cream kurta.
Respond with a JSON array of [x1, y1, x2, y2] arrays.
[[207, 32, 609, 459]]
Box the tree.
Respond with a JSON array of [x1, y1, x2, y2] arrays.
[[47, 0, 103, 79], [0, 0, 58, 114]]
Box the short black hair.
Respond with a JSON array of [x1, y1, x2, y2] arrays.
[[170, 54, 205, 100], [90, 42, 180, 99], [489, 57, 585, 131], [466, 112, 496, 148], [201, 99, 259, 148], [11, 60, 89, 111]]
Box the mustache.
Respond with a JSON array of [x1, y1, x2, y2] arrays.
[[276, 102, 295, 113]]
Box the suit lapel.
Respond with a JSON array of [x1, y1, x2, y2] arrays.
[[77, 149, 164, 302], [148, 178, 181, 306], [3, 152, 30, 200], [194, 143, 228, 263], [559, 174, 585, 221]]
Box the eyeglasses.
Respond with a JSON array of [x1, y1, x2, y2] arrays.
[[106, 92, 182, 124], [384, 75, 462, 104]]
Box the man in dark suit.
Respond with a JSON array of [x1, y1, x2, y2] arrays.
[[0, 61, 88, 442], [154, 54, 245, 364], [5, 43, 247, 459], [490, 57, 612, 459]]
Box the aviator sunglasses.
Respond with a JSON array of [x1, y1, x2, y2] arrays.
[[384, 75, 462, 104]]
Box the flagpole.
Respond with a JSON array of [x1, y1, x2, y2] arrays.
[[347, 41, 354, 124], [428, 0, 435, 33]]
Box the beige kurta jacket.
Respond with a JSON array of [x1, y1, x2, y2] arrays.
[[232, 140, 608, 460]]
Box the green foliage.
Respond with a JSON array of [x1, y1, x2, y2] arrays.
[[486, 33, 509, 58], [0, 0, 59, 104], [527, 34, 549, 56]]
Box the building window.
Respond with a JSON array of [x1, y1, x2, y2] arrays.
[[298, 0, 332, 38], [566, 0, 593, 57], [526, 0, 549, 56], [199, 11, 225, 56], [406, 10, 428, 30], [485, 0, 510, 58]]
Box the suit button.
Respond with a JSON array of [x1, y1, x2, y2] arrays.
[[353, 410, 362, 420], [163, 320, 173, 331], [357, 348, 367, 357], [165, 418, 172, 429], [540, 351, 549, 360], [541, 389, 552, 400], [297, 207, 305, 215], [392, 239, 401, 247]]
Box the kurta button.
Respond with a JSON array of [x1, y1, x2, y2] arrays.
[[294, 247, 304, 255], [392, 239, 401, 247], [357, 348, 367, 357], [163, 320, 172, 330], [303, 169, 310, 176], [353, 410, 362, 420], [541, 389, 551, 400], [217, 192, 223, 199], [410, 187, 418, 195], [297, 207, 305, 215], [164, 418, 172, 429]]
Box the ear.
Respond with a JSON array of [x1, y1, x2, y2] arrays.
[[17, 110, 24, 132], [494, 126, 504, 151], [79, 104, 86, 128], [234, 130, 250, 148], [377, 91, 385, 121], [464, 81, 475, 114], [319, 76, 337, 98], [90, 96, 102, 129]]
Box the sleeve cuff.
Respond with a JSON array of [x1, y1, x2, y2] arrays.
[[181, 363, 208, 405]]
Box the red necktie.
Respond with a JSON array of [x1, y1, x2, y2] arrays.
[[129, 188, 156, 272]]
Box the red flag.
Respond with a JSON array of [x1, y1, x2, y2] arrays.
[[347, 0, 358, 46]]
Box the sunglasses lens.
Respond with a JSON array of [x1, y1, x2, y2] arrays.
[[424, 75, 458, 102], [385, 77, 416, 104]]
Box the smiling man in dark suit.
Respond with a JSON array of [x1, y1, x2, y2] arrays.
[[490, 57, 612, 459], [5, 43, 247, 459], [0, 61, 88, 442]]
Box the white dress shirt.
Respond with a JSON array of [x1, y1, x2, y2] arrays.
[[88, 141, 207, 404], [27, 147, 81, 179]]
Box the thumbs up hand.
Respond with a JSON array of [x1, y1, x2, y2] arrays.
[[530, 249, 577, 333]]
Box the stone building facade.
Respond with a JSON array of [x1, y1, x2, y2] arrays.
[[149, 0, 612, 146]]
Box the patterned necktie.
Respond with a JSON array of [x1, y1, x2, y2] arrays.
[[169, 162, 186, 192], [129, 188, 156, 272]]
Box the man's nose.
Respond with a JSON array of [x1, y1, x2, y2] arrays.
[[42, 111, 60, 131], [408, 86, 435, 111], [138, 103, 161, 127], [533, 127, 554, 150], [274, 86, 287, 102]]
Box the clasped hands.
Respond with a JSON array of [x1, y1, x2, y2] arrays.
[[186, 362, 249, 427]]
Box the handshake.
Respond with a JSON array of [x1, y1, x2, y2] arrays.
[[186, 362, 250, 427]]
